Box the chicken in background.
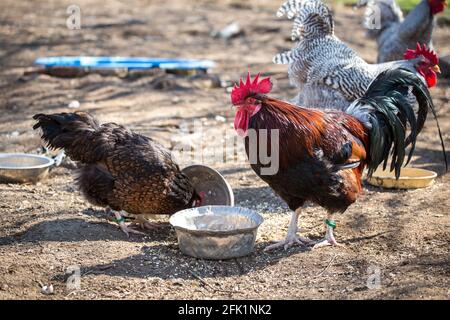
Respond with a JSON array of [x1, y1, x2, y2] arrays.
[[231, 71, 446, 250], [358, 0, 448, 63], [33, 112, 203, 237], [273, 0, 442, 110]]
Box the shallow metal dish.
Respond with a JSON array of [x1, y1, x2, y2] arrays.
[[366, 167, 437, 189], [0, 153, 55, 183], [181, 165, 234, 206], [170, 206, 263, 260]]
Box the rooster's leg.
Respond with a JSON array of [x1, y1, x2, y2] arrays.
[[313, 214, 343, 249], [264, 208, 313, 251], [129, 215, 161, 230], [111, 210, 146, 237]]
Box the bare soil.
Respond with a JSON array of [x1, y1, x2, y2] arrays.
[[0, 0, 449, 300]]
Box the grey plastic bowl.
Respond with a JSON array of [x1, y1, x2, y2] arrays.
[[170, 205, 263, 260], [0, 153, 55, 183]]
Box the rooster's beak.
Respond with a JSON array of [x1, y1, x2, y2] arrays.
[[432, 65, 441, 74]]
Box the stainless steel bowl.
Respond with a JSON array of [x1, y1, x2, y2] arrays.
[[0, 153, 55, 183], [181, 165, 234, 206], [170, 205, 263, 260]]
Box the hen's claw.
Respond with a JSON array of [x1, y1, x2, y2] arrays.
[[111, 210, 146, 237], [119, 224, 146, 238], [129, 215, 164, 230]]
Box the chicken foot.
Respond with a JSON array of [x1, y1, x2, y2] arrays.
[[128, 215, 162, 230], [109, 209, 146, 237], [313, 214, 344, 249], [264, 208, 313, 251]]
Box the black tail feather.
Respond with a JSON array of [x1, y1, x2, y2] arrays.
[[348, 68, 447, 178], [32, 112, 102, 163], [427, 100, 448, 172]]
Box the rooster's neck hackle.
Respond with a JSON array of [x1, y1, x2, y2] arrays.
[[250, 96, 327, 158]]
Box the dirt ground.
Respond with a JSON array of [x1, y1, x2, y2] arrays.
[[0, 0, 449, 300]]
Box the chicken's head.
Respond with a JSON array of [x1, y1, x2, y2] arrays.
[[428, 0, 448, 15], [404, 43, 440, 88], [231, 73, 272, 137], [192, 191, 206, 207]]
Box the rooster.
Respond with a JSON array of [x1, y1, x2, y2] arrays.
[[33, 112, 203, 237], [231, 71, 446, 250], [273, 0, 442, 110], [359, 0, 448, 63]]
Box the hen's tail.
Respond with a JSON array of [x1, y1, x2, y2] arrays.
[[33, 112, 102, 164], [276, 0, 334, 40], [346, 68, 447, 178], [273, 0, 334, 65]]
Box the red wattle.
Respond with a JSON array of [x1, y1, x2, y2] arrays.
[[418, 69, 437, 88], [234, 109, 249, 137], [425, 71, 437, 87], [428, 0, 446, 15]]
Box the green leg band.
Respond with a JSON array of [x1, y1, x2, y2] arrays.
[[115, 216, 125, 224], [325, 219, 336, 229]]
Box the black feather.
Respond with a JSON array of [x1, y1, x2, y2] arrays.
[[352, 68, 447, 179]]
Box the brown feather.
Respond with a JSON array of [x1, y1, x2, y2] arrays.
[[33, 112, 200, 216], [246, 95, 370, 213]]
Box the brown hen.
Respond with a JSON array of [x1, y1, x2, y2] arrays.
[[33, 112, 202, 237]]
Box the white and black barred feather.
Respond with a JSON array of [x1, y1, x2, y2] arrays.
[[277, 0, 334, 40], [273, 0, 424, 110]]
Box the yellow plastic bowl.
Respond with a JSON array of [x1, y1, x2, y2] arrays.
[[366, 167, 437, 189]]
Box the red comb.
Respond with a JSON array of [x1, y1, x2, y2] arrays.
[[404, 43, 439, 65], [231, 72, 272, 105]]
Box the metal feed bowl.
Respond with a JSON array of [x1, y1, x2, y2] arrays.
[[170, 206, 263, 260], [130, 164, 235, 223], [181, 165, 234, 207], [0, 153, 55, 183]]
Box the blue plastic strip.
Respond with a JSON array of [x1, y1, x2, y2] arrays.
[[34, 56, 215, 70]]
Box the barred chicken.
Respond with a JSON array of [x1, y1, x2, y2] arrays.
[[274, 0, 441, 110], [33, 112, 203, 237], [231, 71, 446, 251], [359, 0, 448, 63]]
